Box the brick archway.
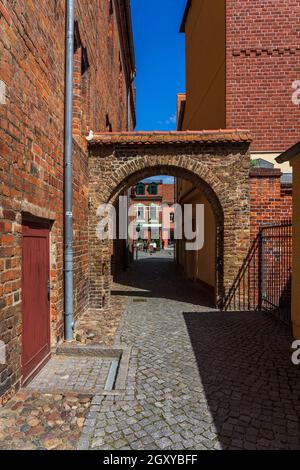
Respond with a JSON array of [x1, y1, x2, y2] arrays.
[[88, 131, 251, 309], [108, 164, 224, 225]]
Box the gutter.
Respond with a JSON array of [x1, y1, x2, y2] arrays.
[[64, 0, 75, 341]]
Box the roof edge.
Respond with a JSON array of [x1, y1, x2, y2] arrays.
[[88, 129, 252, 146], [250, 168, 282, 177], [276, 141, 300, 163], [180, 0, 192, 33], [124, 0, 135, 71], [115, 0, 135, 72]]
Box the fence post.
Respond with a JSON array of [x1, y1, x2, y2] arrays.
[[216, 225, 224, 309], [258, 229, 265, 310]]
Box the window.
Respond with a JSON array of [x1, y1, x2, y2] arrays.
[[148, 182, 158, 195], [149, 205, 158, 221], [136, 183, 145, 196], [136, 205, 145, 220], [106, 114, 112, 132]]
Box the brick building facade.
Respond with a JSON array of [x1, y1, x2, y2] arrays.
[[250, 168, 292, 238], [129, 181, 175, 248], [226, 0, 300, 154], [0, 0, 135, 403]]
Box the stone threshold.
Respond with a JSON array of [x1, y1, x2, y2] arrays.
[[27, 344, 132, 396]]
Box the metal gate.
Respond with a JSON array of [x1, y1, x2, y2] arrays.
[[260, 221, 292, 325], [223, 220, 292, 326]]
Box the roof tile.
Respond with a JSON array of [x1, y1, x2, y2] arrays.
[[89, 130, 252, 147]]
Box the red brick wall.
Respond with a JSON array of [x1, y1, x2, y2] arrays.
[[162, 184, 175, 204], [226, 0, 300, 151], [223, 169, 292, 311], [0, 0, 134, 403], [250, 169, 292, 238]]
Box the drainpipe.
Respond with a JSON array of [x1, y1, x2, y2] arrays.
[[64, 0, 75, 341]]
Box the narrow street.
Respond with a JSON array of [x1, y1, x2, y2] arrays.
[[79, 253, 300, 450]]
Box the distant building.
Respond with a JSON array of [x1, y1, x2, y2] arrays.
[[129, 181, 175, 250]]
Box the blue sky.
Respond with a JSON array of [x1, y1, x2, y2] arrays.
[[131, 0, 186, 132], [143, 175, 175, 184]]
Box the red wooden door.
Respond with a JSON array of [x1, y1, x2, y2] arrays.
[[22, 221, 51, 384]]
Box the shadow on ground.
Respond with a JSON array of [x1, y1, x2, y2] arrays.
[[113, 255, 213, 307], [111, 255, 300, 449], [184, 310, 300, 449]]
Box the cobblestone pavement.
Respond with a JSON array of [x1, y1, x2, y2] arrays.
[[1, 256, 300, 450], [0, 391, 92, 450], [27, 356, 113, 394], [0, 281, 127, 450], [75, 292, 127, 346], [136, 249, 175, 260], [82, 257, 300, 451]]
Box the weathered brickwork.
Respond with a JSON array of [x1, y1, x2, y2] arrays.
[[88, 131, 251, 310], [226, 0, 300, 151], [0, 0, 135, 403], [250, 169, 292, 238]]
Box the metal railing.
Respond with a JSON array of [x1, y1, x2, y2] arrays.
[[223, 220, 292, 326]]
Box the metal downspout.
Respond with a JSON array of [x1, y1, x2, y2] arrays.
[[64, 0, 75, 341]]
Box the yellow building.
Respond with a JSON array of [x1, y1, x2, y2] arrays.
[[179, 0, 226, 131], [176, 0, 224, 301], [176, 179, 217, 302], [277, 143, 300, 339]]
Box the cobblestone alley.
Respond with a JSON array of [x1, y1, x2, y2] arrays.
[[80, 253, 300, 450], [1, 253, 300, 450]]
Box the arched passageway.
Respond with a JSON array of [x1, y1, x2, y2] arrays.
[[109, 167, 223, 305], [88, 130, 251, 309]]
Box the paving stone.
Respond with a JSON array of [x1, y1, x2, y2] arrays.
[[27, 356, 112, 394], [0, 392, 92, 450], [1, 256, 300, 451], [79, 257, 300, 450]]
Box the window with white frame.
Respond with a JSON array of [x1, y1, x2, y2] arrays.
[[149, 204, 159, 221], [136, 204, 145, 221]]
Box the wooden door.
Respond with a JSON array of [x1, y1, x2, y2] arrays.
[[22, 221, 51, 384]]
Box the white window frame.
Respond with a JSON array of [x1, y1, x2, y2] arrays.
[[136, 204, 146, 221], [149, 204, 159, 222]]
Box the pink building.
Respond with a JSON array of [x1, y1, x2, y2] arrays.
[[129, 180, 175, 249]]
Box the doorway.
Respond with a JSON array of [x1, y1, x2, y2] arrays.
[[22, 219, 51, 384]]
